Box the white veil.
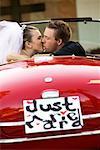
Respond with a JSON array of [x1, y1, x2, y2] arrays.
[[0, 20, 23, 64]]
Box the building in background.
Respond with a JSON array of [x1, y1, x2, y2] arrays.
[[0, 0, 77, 22], [0, 0, 100, 22]]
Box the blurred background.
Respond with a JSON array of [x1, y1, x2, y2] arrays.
[[0, 0, 100, 22], [0, 0, 100, 54]]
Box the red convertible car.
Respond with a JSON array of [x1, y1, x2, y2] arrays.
[[0, 18, 100, 150]]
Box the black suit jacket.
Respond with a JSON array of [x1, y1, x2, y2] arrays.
[[53, 41, 86, 56]]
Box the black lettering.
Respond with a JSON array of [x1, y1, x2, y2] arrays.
[[67, 112, 77, 121], [51, 102, 62, 111], [26, 100, 37, 112], [59, 116, 68, 128], [62, 97, 76, 111], [50, 114, 56, 122], [72, 109, 82, 127], [40, 104, 51, 111], [43, 120, 56, 129], [26, 115, 43, 128], [72, 119, 81, 127], [40, 102, 62, 112]]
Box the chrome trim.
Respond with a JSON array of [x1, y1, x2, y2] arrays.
[[0, 113, 100, 127], [44, 77, 53, 83], [0, 130, 100, 143], [0, 121, 24, 127], [89, 79, 100, 84], [42, 90, 59, 98], [82, 113, 100, 119]]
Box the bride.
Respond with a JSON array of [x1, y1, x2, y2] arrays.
[[0, 20, 43, 64]]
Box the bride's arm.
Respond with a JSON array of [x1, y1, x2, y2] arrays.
[[7, 53, 30, 62]]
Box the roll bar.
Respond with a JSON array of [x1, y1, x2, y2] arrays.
[[20, 17, 100, 25]]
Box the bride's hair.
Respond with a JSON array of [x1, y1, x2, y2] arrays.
[[22, 25, 38, 49]]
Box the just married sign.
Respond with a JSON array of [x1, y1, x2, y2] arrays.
[[23, 96, 83, 134]]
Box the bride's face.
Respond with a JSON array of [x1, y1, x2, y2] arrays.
[[29, 29, 43, 53]]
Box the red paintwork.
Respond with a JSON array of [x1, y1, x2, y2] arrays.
[[0, 56, 100, 149]]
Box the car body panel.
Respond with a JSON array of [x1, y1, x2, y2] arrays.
[[0, 56, 100, 149]]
